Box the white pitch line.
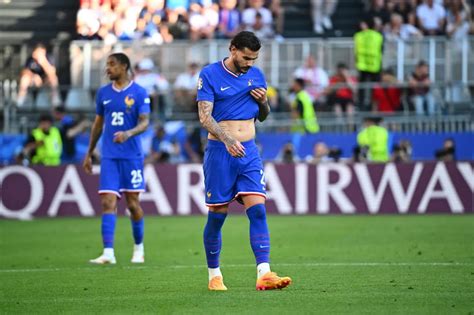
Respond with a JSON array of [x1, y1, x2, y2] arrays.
[[0, 262, 472, 273]]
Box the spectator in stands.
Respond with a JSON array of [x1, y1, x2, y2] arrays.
[[365, 0, 391, 32], [325, 62, 357, 118], [17, 44, 61, 108], [391, 139, 412, 162], [372, 68, 402, 113], [216, 0, 242, 39], [357, 116, 389, 162], [293, 55, 329, 106], [183, 127, 206, 162], [384, 13, 423, 41], [53, 106, 91, 163], [188, 1, 219, 41], [435, 138, 456, 161], [145, 125, 180, 163], [392, 0, 417, 26], [266, 85, 283, 112], [173, 62, 200, 113], [354, 17, 383, 110], [166, 0, 190, 39], [136, 0, 173, 44], [76, 0, 102, 40], [416, 0, 446, 35], [311, 0, 338, 34], [290, 78, 320, 134], [19, 114, 62, 166], [408, 60, 436, 115], [446, 0, 471, 41], [242, 0, 275, 39], [134, 58, 170, 119], [266, 0, 285, 39]]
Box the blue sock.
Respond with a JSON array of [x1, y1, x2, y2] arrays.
[[203, 212, 227, 268], [101, 213, 116, 249], [131, 217, 144, 245], [247, 204, 270, 265]]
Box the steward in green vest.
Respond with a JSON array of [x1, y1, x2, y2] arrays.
[[354, 25, 384, 74], [290, 78, 319, 134], [27, 114, 62, 166], [357, 117, 389, 162]]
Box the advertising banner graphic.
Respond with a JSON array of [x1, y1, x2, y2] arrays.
[[1, 162, 472, 219]]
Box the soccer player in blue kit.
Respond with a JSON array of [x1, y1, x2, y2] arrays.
[[197, 31, 292, 291], [83, 53, 150, 264]]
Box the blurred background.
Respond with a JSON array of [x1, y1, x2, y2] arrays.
[[0, 0, 473, 166]]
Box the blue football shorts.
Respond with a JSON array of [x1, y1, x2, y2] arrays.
[[203, 139, 266, 206], [99, 158, 145, 198]]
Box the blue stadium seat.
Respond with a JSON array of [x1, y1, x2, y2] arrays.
[[65, 88, 93, 111]]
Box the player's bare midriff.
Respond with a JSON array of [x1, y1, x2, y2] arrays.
[[208, 118, 256, 143]]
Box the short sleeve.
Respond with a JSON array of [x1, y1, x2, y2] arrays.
[[138, 88, 151, 115], [196, 68, 214, 102], [95, 89, 104, 116]]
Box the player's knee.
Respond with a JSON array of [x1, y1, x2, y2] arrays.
[[100, 197, 116, 213], [209, 205, 228, 214], [247, 203, 266, 220], [127, 202, 141, 214]]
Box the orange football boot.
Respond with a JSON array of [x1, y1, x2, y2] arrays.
[[256, 272, 292, 290], [208, 276, 228, 291]]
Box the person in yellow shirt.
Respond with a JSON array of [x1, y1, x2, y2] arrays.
[[290, 78, 320, 134], [354, 17, 384, 110], [21, 114, 62, 166], [357, 116, 389, 162]]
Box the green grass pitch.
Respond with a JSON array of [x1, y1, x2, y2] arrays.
[[1, 215, 473, 314]]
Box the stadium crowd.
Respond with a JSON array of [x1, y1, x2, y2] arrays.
[[76, 0, 473, 42]]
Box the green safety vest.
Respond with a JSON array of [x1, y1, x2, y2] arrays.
[[291, 90, 319, 134], [354, 29, 383, 73], [357, 125, 389, 162], [31, 126, 62, 166]]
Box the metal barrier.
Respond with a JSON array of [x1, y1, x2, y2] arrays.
[[69, 37, 474, 90]]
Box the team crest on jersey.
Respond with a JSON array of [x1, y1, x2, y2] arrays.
[[125, 95, 135, 108], [248, 79, 253, 86], [197, 77, 203, 90]]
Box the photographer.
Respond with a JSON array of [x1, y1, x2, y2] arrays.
[[435, 138, 456, 162]]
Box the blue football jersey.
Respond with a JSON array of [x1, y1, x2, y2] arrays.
[[196, 59, 267, 122], [96, 81, 150, 159]]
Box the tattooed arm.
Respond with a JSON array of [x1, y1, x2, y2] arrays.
[[198, 100, 245, 157]]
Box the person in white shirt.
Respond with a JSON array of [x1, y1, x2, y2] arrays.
[[134, 58, 170, 118], [173, 62, 201, 113], [292, 55, 329, 104], [385, 13, 423, 41], [416, 0, 446, 35], [242, 0, 274, 39]]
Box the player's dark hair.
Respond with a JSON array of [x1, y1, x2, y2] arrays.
[[230, 31, 261, 52], [109, 52, 132, 73]]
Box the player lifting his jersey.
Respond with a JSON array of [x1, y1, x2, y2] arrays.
[[83, 53, 150, 265], [197, 31, 292, 291]]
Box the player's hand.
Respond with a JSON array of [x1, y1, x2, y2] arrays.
[[224, 138, 246, 158], [113, 131, 131, 143], [250, 88, 267, 104], [83, 154, 93, 175]]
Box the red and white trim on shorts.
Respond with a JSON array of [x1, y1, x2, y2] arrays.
[[205, 200, 233, 207], [235, 192, 267, 200], [98, 190, 121, 198], [119, 189, 145, 193], [206, 192, 267, 207]]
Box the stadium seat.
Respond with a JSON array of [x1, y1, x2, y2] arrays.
[[65, 88, 93, 111], [34, 89, 53, 110]]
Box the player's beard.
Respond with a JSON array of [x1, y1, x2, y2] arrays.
[[234, 60, 250, 74]]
